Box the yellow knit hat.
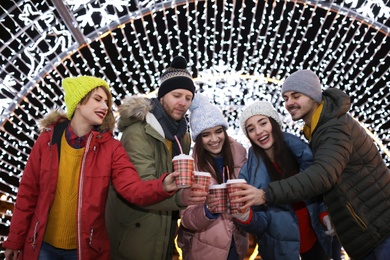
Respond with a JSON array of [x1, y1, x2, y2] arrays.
[[62, 76, 110, 119]]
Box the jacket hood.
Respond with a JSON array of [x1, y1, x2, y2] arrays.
[[39, 110, 68, 132], [321, 88, 351, 122], [117, 96, 153, 132]]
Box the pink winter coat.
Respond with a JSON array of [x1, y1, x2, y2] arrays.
[[2, 112, 173, 260], [178, 137, 249, 260]]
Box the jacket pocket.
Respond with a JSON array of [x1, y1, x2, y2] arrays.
[[346, 203, 367, 230], [86, 228, 109, 255]]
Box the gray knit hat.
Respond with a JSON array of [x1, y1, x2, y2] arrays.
[[281, 69, 323, 103], [189, 94, 228, 141], [240, 101, 282, 137]]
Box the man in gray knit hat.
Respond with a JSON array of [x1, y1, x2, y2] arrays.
[[232, 69, 390, 260]]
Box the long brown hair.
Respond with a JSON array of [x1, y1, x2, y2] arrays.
[[193, 127, 235, 184], [79, 86, 116, 132], [250, 117, 299, 181]]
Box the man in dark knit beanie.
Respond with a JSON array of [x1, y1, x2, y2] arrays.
[[231, 69, 390, 260], [106, 56, 207, 260], [158, 56, 195, 99]]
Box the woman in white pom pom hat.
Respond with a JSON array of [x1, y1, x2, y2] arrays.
[[231, 101, 332, 260], [177, 93, 249, 260]]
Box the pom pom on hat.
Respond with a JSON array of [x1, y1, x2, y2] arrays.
[[63, 76, 110, 119], [281, 69, 322, 103], [240, 101, 282, 137], [189, 94, 228, 141], [158, 56, 195, 99]]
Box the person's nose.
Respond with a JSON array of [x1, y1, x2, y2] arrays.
[[178, 97, 187, 106], [211, 133, 219, 141], [284, 98, 293, 108], [101, 101, 108, 111], [255, 125, 263, 135]]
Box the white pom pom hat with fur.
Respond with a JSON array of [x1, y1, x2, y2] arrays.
[[240, 101, 282, 137]]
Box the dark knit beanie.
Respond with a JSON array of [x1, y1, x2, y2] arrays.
[[157, 56, 195, 99], [281, 69, 323, 103]]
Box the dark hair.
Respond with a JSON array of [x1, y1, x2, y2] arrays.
[[250, 117, 299, 181], [79, 86, 116, 132], [193, 127, 235, 183]]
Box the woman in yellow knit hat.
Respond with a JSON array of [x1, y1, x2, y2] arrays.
[[3, 76, 180, 260]]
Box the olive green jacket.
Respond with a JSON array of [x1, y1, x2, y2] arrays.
[[106, 96, 191, 260]]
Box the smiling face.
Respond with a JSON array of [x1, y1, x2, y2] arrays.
[[245, 115, 275, 158], [76, 87, 109, 127], [160, 89, 193, 121], [200, 125, 226, 157], [282, 91, 318, 126]]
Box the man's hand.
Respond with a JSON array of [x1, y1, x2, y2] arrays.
[[162, 172, 180, 192], [323, 215, 335, 236], [229, 183, 266, 211], [178, 183, 208, 206]]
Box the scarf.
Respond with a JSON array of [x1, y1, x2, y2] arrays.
[[303, 100, 324, 141], [150, 98, 188, 157]]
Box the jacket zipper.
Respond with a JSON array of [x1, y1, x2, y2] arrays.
[[31, 221, 39, 250], [346, 203, 367, 230], [77, 133, 93, 259]]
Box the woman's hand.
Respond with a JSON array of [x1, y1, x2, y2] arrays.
[[162, 171, 180, 192], [178, 183, 208, 206], [4, 248, 19, 260], [205, 192, 221, 214]]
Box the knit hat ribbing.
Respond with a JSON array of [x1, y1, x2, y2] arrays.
[[281, 69, 323, 103], [240, 101, 282, 137], [189, 94, 228, 141], [63, 76, 110, 119], [158, 56, 195, 99]]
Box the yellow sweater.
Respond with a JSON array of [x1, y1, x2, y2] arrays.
[[43, 133, 83, 249]]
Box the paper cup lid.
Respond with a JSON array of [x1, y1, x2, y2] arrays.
[[172, 154, 193, 161], [193, 171, 211, 177], [226, 179, 247, 184], [209, 183, 227, 189]]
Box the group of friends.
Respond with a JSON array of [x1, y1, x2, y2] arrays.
[[2, 55, 390, 260]]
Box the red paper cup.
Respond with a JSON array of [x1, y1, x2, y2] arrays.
[[226, 179, 247, 214], [172, 154, 194, 188], [192, 171, 211, 192], [208, 183, 228, 213]]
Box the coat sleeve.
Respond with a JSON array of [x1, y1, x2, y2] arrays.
[[237, 207, 269, 237], [2, 134, 46, 250], [119, 123, 183, 211], [267, 117, 353, 205], [180, 205, 216, 231], [110, 143, 174, 206]]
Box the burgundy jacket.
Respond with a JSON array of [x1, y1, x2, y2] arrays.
[[2, 112, 173, 259]]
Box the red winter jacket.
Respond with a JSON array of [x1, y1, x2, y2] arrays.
[[2, 112, 173, 259]]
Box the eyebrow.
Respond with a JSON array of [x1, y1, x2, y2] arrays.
[[246, 117, 267, 129], [203, 126, 223, 134], [93, 93, 108, 101]]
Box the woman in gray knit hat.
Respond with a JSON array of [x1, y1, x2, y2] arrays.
[[232, 101, 332, 260], [177, 93, 249, 260]]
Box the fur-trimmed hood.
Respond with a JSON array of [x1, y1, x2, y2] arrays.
[[117, 96, 153, 132], [39, 110, 68, 132]]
